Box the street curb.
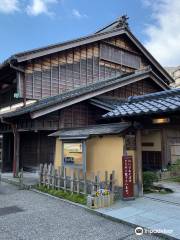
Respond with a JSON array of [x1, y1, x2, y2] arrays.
[[0, 177, 31, 190], [1, 177, 20, 187], [31, 189, 176, 240], [31, 189, 89, 209]]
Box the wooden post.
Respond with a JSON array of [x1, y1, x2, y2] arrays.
[[96, 171, 100, 191], [64, 167, 66, 192], [57, 167, 61, 189], [51, 166, 56, 189], [19, 168, 24, 190], [136, 129, 143, 197], [39, 164, 43, 186], [76, 169, 80, 194], [43, 163, 48, 186], [161, 128, 167, 169], [91, 172, 95, 194], [111, 170, 115, 194], [13, 127, 20, 178], [47, 164, 52, 189], [83, 172, 87, 194], [70, 169, 74, 193]]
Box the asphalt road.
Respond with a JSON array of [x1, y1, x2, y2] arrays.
[[0, 182, 163, 240]]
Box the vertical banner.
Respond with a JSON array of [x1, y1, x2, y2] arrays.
[[122, 155, 134, 199]]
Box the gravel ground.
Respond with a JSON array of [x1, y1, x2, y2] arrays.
[[0, 182, 164, 240]]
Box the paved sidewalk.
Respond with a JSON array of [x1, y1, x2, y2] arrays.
[[96, 196, 180, 239], [147, 181, 180, 205]]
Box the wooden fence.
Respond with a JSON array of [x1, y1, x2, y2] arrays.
[[39, 163, 115, 195]]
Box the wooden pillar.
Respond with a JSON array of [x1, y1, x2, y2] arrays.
[[136, 129, 143, 197], [13, 130, 20, 177], [37, 132, 41, 166], [161, 128, 167, 169], [0, 135, 3, 173]]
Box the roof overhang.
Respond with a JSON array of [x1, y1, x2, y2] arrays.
[[14, 28, 126, 62], [1, 26, 173, 84], [103, 88, 180, 119], [30, 69, 168, 119], [49, 122, 131, 139], [1, 68, 170, 120]]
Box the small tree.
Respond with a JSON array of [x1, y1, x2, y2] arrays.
[[143, 171, 158, 191]]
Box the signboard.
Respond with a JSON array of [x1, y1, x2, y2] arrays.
[[125, 135, 136, 150], [122, 155, 134, 199]]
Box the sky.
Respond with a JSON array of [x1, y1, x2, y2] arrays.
[[0, 0, 180, 67]]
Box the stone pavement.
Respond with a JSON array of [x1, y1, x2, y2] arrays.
[[1, 172, 39, 188], [147, 181, 180, 205], [96, 194, 180, 239], [0, 182, 162, 240]]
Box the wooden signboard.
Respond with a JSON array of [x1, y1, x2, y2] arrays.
[[122, 155, 134, 199], [125, 135, 136, 150]]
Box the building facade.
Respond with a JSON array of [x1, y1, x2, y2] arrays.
[[0, 16, 174, 196]]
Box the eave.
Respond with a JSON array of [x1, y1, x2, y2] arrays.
[[0, 68, 169, 120]]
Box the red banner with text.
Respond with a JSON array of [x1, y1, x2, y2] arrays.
[[122, 155, 134, 199]]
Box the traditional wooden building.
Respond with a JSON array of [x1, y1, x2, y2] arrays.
[[0, 15, 173, 193]]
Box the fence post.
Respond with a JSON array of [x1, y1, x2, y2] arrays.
[[83, 172, 87, 194], [77, 169, 80, 194], [51, 166, 56, 189], [91, 172, 95, 194], [70, 169, 74, 193], [57, 167, 61, 190], [39, 164, 43, 186], [64, 167, 66, 192], [47, 163, 52, 189], [19, 168, 24, 190], [43, 163, 48, 186], [96, 171, 100, 191], [110, 170, 115, 194]]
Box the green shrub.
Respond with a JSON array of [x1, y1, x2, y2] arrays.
[[143, 171, 158, 191], [36, 185, 87, 205], [168, 159, 180, 172]]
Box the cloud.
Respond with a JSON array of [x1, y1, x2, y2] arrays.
[[143, 0, 180, 67], [26, 0, 58, 17], [0, 0, 20, 13], [72, 9, 87, 19]]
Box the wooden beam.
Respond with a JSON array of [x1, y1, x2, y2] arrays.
[[135, 129, 143, 197]]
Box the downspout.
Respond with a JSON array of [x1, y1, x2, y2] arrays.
[[9, 61, 27, 107], [1, 117, 18, 177]]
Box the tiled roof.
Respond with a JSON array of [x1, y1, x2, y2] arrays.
[[49, 122, 131, 139], [1, 68, 155, 119], [104, 87, 180, 118]]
